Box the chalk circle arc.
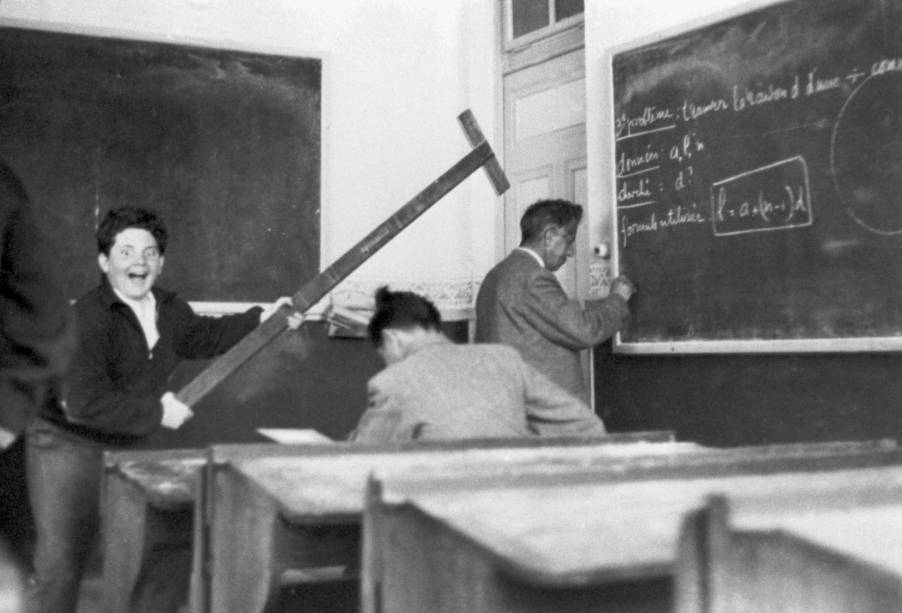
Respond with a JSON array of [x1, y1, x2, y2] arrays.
[[831, 70, 902, 236]]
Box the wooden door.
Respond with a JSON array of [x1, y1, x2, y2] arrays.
[[503, 43, 593, 405]]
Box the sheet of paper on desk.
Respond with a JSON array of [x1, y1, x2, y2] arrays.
[[256, 428, 333, 444]]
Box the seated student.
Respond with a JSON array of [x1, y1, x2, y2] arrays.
[[25, 206, 299, 613], [348, 287, 606, 443]]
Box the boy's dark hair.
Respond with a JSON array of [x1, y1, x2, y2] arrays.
[[368, 286, 442, 347], [96, 207, 168, 256], [519, 199, 582, 244]]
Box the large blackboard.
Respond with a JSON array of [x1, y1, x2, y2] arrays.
[[0, 25, 320, 302], [610, 0, 902, 352]]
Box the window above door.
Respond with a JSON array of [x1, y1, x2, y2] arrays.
[[502, 0, 584, 73], [508, 0, 583, 40]]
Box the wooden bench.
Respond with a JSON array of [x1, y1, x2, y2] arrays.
[[202, 432, 686, 613], [362, 440, 902, 613], [676, 490, 902, 612]]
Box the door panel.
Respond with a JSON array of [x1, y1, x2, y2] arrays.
[[503, 43, 592, 406], [503, 48, 586, 299]]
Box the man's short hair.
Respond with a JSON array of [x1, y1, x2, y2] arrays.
[[96, 207, 168, 256], [519, 199, 583, 244], [368, 286, 442, 347]]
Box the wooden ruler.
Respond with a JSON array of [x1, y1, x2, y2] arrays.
[[176, 110, 509, 407]]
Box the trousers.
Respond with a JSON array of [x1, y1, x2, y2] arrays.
[[25, 420, 106, 613]]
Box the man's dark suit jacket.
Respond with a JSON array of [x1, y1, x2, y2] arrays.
[[475, 249, 630, 404]]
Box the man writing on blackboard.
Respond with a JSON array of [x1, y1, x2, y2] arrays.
[[475, 199, 635, 406]]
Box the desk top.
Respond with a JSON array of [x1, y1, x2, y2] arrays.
[[217, 439, 898, 525], [101, 434, 675, 507], [106, 449, 206, 508], [221, 441, 704, 522], [383, 464, 902, 587]]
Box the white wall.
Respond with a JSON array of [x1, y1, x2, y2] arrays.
[[0, 0, 500, 314], [585, 0, 778, 275]]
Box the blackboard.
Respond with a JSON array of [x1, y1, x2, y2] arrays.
[[610, 0, 902, 352], [0, 25, 320, 302]]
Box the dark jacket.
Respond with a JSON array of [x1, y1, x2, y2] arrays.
[[0, 162, 75, 440], [39, 277, 261, 445]]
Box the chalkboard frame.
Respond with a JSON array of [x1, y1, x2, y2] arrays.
[[604, 0, 902, 355], [0, 18, 324, 307]]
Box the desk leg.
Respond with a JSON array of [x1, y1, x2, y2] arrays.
[[209, 469, 282, 613], [190, 466, 208, 613], [361, 479, 384, 613]]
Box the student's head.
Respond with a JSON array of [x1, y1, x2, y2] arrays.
[[96, 207, 167, 301], [368, 286, 442, 365], [519, 199, 582, 272]]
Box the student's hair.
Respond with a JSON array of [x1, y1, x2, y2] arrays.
[[96, 207, 168, 256], [368, 286, 442, 347], [519, 199, 583, 244]]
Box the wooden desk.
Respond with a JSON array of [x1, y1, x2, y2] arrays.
[[203, 433, 690, 613], [676, 491, 902, 613], [100, 431, 673, 613], [362, 442, 902, 613], [103, 441, 334, 613], [101, 448, 205, 613]]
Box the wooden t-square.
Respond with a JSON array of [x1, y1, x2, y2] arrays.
[[175, 109, 509, 407]]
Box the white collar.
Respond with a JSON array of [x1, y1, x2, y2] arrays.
[[113, 288, 156, 312], [515, 246, 545, 269], [113, 289, 159, 350]]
